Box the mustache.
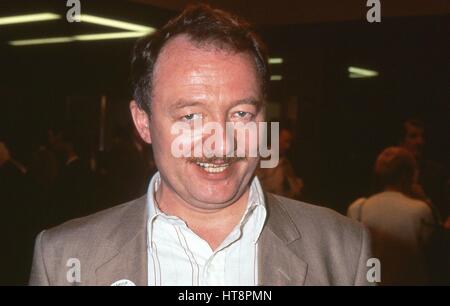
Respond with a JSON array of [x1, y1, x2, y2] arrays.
[[187, 156, 247, 164]]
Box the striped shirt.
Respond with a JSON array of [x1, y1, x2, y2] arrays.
[[146, 172, 267, 286]]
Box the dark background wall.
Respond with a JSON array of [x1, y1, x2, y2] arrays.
[[0, 0, 448, 214]]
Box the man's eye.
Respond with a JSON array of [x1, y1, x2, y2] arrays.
[[233, 111, 253, 119], [182, 113, 202, 121]]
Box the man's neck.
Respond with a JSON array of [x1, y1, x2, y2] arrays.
[[155, 184, 250, 250]]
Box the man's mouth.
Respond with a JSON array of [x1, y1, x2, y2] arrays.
[[195, 161, 230, 173], [188, 156, 245, 174]]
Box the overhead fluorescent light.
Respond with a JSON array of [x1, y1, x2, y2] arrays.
[[75, 31, 149, 41], [269, 58, 283, 64], [9, 31, 149, 46], [348, 66, 378, 78], [0, 12, 60, 26], [8, 13, 156, 46], [349, 73, 367, 79], [9, 36, 74, 46], [80, 14, 154, 33], [270, 75, 283, 81]]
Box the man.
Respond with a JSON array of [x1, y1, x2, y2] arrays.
[[29, 5, 372, 286], [399, 119, 450, 282], [399, 119, 449, 222], [347, 147, 434, 285]]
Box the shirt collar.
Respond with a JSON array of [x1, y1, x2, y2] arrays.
[[146, 171, 267, 244], [146, 172, 162, 220]]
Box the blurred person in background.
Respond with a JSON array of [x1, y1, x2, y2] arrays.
[[400, 119, 449, 223], [47, 127, 94, 226], [347, 146, 435, 285], [28, 128, 60, 230], [399, 119, 450, 282], [104, 122, 156, 206], [257, 124, 303, 200], [0, 141, 33, 285]]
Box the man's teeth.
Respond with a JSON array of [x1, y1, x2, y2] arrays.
[[196, 162, 230, 173]]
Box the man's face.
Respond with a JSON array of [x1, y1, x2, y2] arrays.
[[402, 123, 425, 159], [138, 35, 264, 210]]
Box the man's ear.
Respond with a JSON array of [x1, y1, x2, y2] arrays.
[[130, 100, 152, 144]]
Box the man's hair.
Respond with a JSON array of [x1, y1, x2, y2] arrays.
[[374, 146, 417, 192], [130, 4, 269, 114]]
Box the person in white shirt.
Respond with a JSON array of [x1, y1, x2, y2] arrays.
[[348, 146, 435, 285]]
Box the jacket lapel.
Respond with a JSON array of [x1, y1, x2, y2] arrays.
[[258, 194, 308, 285], [95, 196, 148, 286], [92, 193, 307, 286]]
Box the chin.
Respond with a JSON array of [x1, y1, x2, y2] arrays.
[[190, 187, 242, 206]]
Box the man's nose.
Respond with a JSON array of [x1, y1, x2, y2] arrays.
[[203, 119, 234, 158]]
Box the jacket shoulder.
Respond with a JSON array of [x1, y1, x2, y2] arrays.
[[270, 194, 364, 236], [31, 196, 147, 285], [41, 195, 147, 248], [267, 194, 372, 285]]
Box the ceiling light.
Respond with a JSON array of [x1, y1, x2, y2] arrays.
[[74, 31, 149, 41], [269, 58, 283, 64], [348, 66, 378, 78], [9, 36, 74, 46], [270, 75, 283, 81], [0, 13, 60, 26], [80, 14, 154, 33], [9, 31, 150, 46], [8, 13, 156, 46]]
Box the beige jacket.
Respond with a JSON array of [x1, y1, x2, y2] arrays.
[[29, 193, 373, 285]]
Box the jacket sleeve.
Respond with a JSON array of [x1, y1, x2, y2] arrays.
[[29, 231, 50, 286], [354, 226, 377, 286]]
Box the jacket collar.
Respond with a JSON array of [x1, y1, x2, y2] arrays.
[[93, 193, 308, 286], [95, 196, 148, 286], [258, 193, 308, 285]]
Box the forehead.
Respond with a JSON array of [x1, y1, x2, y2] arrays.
[[151, 35, 260, 104]]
